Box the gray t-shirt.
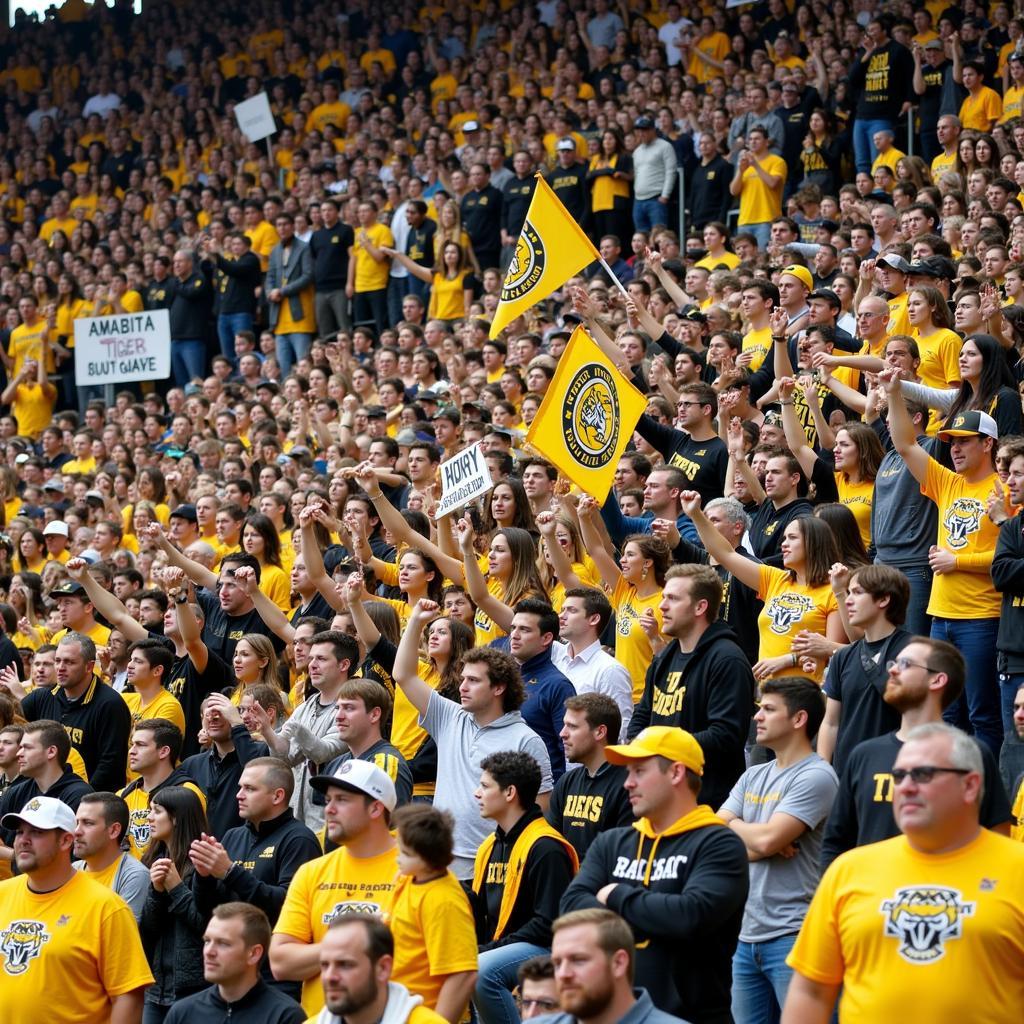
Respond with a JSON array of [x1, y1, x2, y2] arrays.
[[74, 853, 150, 921], [721, 753, 839, 942], [421, 690, 553, 868]]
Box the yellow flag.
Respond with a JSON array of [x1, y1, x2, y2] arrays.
[[489, 175, 600, 339], [525, 326, 646, 502]]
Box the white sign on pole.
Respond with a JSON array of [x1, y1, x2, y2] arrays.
[[74, 310, 171, 386], [434, 442, 493, 519], [234, 92, 277, 143]]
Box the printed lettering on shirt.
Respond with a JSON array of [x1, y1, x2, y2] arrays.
[[564, 794, 605, 823], [612, 853, 688, 882], [652, 671, 686, 717], [872, 772, 895, 802], [486, 861, 507, 884], [669, 453, 702, 481], [880, 886, 975, 963], [321, 900, 386, 924]]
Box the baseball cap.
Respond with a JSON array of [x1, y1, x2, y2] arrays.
[[1, 795, 77, 834], [170, 503, 198, 522], [309, 758, 398, 811], [879, 253, 912, 274], [680, 305, 707, 324], [463, 120, 480, 133], [808, 288, 841, 308], [415, 389, 440, 402], [42, 478, 65, 493], [924, 38, 944, 50], [605, 727, 704, 775], [43, 521, 69, 537], [14, 453, 30, 465], [911, 255, 956, 281], [1010, 51, 1024, 64], [634, 115, 655, 130], [50, 580, 88, 599], [395, 429, 419, 447], [556, 137, 576, 152], [84, 490, 106, 505], [780, 265, 813, 291], [365, 405, 386, 420], [937, 410, 998, 441]]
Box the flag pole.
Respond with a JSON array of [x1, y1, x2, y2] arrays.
[[599, 258, 632, 305]]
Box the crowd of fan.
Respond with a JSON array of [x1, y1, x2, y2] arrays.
[[3, 1, 1024, 1023]]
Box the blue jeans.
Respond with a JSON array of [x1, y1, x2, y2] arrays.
[[217, 312, 253, 365], [387, 275, 410, 328], [632, 197, 669, 233], [731, 933, 798, 1024], [998, 672, 1024, 737], [171, 338, 206, 385], [900, 564, 933, 639], [853, 117, 894, 174], [475, 941, 549, 1024], [931, 617, 1002, 756], [275, 332, 312, 375], [741, 222, 772, 250]]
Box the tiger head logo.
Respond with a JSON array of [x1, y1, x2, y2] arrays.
[[880, 886, 975, 963], [765, 593, 815, 635], [501, 222, 545, 301], [0, 920, 48, 976], [128, 808, 151, 851], [943, 498, 985, 550], [562, 363, 621, 470], [322, 901, 383, 925]]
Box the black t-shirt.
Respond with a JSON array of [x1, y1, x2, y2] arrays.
[[196, 589, 286, 667], [166, 647, 234, 758], [747, 498, 813, 567], [634, 416, 729, 505], [289, 593, 334, 625], [546, 760, 632, 861], [823, 630, 911, 775]]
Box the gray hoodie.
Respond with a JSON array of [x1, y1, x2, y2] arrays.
[[309, 981, 424, 1024], [421, 689, 552, 873]]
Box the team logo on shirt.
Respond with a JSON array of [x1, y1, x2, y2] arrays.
[[563, 363, 620, 469], [880, 886, 975, 963], [943, 498, 985, 550], [764, 593, 815, 634], [0, 920, 48, 975], [128, 809, 151, 851], [322, 901, 383, 924], [501, 222, 544, 301]]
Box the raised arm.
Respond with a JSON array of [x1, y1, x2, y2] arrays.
[[392, 598, 439, 716], [65, 557, 148, 640], [167, 567, 209, 672], [726, 418, 766, 504], [681, 491, 762, 590], [346, 573, 383, 651], [780, 377, 820, 478], [881, 368, 931, 484], [457, 516, 515, 633], [143, 522, 219, 591], [536, 511, 583, 591], [381, 246, 433, 283], [577, 495, 623, 590], [232, 565, 296, 644]]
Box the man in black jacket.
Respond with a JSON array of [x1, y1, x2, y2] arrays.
[[992, 443, 1024, 734], [202, 232, 262, 368], [21, 633, 132, 791], [689, 133, 732, 229], [561, 727, 749, 1024], [310, 198, 353, 337], [164, 902, 305, 1024], [168, 248, 213, 385], [628, 564, 754, 810], [461, 162, 503, 272]]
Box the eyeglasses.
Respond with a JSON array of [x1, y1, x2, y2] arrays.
[[677, 400, 704, 408], [886, 657, 938, 673], [890, 766, 971, 785], [517, 999, 558, 1012]]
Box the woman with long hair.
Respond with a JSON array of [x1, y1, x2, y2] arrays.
[[588, 126, 634, 245], [12, 528, 46, 574], [479, 477, 537, 539], [906, 285, 965, 397], [535, 511, 601, 611], [799, 109, 842, 195], [8, 571, 48, 649], [957, 134, 977, 178], [383, 239, 476, 323], [139, 786, 209, 1020], [814, 503, 871, 569], [432, 201, 478, 272], [691, 492, 845, 682], [695, 221, 740, 271], [898, 331, 1023, 437], [123, 467, 171, 545], [241, 512, 292, 612], [230, 633, 285, 705], [974, 132, 999, 172]]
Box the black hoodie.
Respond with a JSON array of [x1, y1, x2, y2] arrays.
[[0, 767, 93, 845], [561, 807, 749, 1024], [628, 620, 755, 810]]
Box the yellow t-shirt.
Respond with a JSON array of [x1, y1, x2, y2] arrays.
[[51, 622, 111, 648], [39, 215, 78, 244], [836, 474, 874, 549], [388, 871, 479, 1010], [354, 222, 395, 293], [474, 576, 508, 647], [360, 47, 397, 76], [549, 557, 600, 613], [742, 325, 773, 373], [960, 86, 1003, 131], [611, 577, 664, 703], [922, 459, 1001, 620], [1012, 777, 1024, 842], [8, 318, 51, 376], [118, 776, 206, 859], [245, 220, 280, 272], [695, 250, 741, 271], [0, 870, 154, 1023], [1001, 84, 1024, 124], [930, 149, 958, 180], [886, 292, 912, 338], [871, 148, 905, 178], [737, 154, 787, 227], [121, 689, 186, 782], [756, 564, 839, 683], [308, 100, 352, 135], [258, 563, 293, 613], [60, 455, 97, 475], [428, 271, 472, 321], [687, 31, 731, 84], [912, 326, 962, 391], [275, 844, 399, 1015], [12, 381, 56, 438], [786, 830, 1024, 1022]]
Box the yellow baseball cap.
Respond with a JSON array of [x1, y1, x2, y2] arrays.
[[781, 264, 813, 291], [605, 727, 704, 775]]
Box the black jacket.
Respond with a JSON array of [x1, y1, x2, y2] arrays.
[[0, 767, 93, 845], [629, 621, 755, 810], [210, 251, 262, 315], [562, 812, 748, 1024], [181, 725, 268, 838], [140, 868, 208, 1005], [992, 512, 1024, 673], [167, 270, 213, 339], [460, 185, 503, 258], [163, 979, 305, 1024], [22, 678, 132, 791], [689, 154, 733, 228]]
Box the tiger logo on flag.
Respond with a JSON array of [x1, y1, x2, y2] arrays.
[[501, 222, 545, 301], [563, 363, 621, 468]]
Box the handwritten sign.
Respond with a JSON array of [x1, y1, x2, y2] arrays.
[[74, 310, 171, 385], [234, 92, 277, 143], [434, 442, 493, 519]]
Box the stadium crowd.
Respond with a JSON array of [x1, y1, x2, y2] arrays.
[[3, 0, 1024, 1022]]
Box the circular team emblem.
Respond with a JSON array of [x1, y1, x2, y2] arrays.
[[563, 363, 620, 468], [501, 221, 545, 300]]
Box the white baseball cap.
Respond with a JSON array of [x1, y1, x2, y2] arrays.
[[310, 758, 397, 811], [43, 521, 70, 537], [1, 795, 77, 833]]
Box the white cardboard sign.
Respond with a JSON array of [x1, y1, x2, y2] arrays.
[[74, 310, 171, 385], [434, 442, 493, 519], [234, 92, 277, 143]]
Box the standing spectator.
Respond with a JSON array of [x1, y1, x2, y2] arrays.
[[348, 199, 394, 336], [959, 60, 1003, 131], [719, 678, 839, 1022], [203, 231, 262, 369], [547, 141, 589, 228], [630, 116, 677, 233], [167, 248, 214, 387], [561, 727, 749, 1024], [689, 134, 732, 230], [502, 151, 537, 261], [461, 163, 503, 274], [730, 127, 787, 250], [266, 213, 315, 376], [310, 198, 353, 338]]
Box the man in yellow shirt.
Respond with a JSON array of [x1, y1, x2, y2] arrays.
[[871, 129, 905, 177], [49, 580, 112, 648], [39, 194, 77, 244], [930, 114, 961, 180], [0, 795, 153, 1023], [730, 126, 786, 250], [270, 759, 399, 1016], [8, 295, 53, 376], [0, 356, 56, 439], [243, 200, 279, 272], [783, 723, 1024, 1023], [1003, 52, 1024, 124], [348, 199, 394, 336], [959, 61, 1003, 131], [93, 272, 144, 316], [308, 80, 351, 135]]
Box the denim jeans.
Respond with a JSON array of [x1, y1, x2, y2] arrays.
[[900, 564, 934, 639], [171, 338, 207, 385], [741, 222, 772, 250], [853, 117, 894, 173], [931, 616, 1002, 756], [216, 312, 253, 365], [731, 933, 798, 1024], [275, 332, 313, 375], [998, 672, 1024, 737], [632, 197, 669, 233], [474, 941, 549, 1024]]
